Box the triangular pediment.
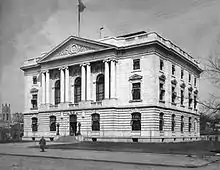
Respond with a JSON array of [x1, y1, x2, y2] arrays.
[[38, 36, 115, 63]]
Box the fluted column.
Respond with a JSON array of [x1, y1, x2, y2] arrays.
[[104, 60, 110, 99], [65, 67, 69, 102], [60, 68, 65, 103], [41, 71, 46, 104], [110, 59, 116, 98], [86, 63, 91, 100], [45, 70, 50, 104], [81, 64, 86, 101]]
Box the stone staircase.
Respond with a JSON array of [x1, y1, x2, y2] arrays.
[[55, 135, 84, 143]]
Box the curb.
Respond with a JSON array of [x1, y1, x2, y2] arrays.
[[0, 152, 217, 168]]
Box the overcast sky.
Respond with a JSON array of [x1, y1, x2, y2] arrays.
[[0, 0, 220, 113]]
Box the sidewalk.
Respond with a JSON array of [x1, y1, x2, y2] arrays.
[[0, 142, 219, 168]]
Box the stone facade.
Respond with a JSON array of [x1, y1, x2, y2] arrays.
[[20, 31, 202, 142]]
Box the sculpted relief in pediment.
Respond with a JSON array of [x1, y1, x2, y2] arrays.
[[54, 43, 95, 57]]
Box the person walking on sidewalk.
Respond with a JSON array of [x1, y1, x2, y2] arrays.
[[39, 136, 46, 152]]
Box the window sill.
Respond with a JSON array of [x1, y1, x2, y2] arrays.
[[31, 108, 38, 110], [188, 107, 192, 110], [171, 75, 176, 78], [159, 70, 164, 74], [171, 102, 176, 106], [159, 100, 165, 103], [194, 108, 198, 111], [129, 99, 142, 103], [180, 105, 185, 108], [131, 69, 141, 73]]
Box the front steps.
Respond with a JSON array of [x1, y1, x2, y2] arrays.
[[55, 135, 84, 143]]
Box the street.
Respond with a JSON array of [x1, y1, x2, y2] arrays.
[[0, 155, 220, 170]]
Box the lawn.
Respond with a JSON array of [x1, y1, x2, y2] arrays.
[[31, 140, 220, 156]]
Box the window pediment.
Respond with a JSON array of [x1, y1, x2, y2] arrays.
[[30, 88, 38, 93], [171, 78, 177, 85], [159, 74, 166, 81], [129, 74, 143, 81], [180, 82, 186, 88]]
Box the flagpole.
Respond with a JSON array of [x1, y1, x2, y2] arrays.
[[77, 0, 80, 37]]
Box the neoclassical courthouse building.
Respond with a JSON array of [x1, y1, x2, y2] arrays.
[[21, 31, 203, 142]]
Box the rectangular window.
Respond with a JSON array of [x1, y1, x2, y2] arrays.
[[171, 85, 176, 104], [194, 78, 197, 86], [181, 70, 184, 79], [194, 94, 197, 109], [160, 59, 164, 71], [159, 82, 165, 102], [133, 59, 140, 70], [189, 74, 191, 83], [132, 83, 141, 100], [172, 65, 175, 75], [33, 76, 37, 84], [31, 94, 38, 109], [180, 89, 184, 106], [181, 116, 184, 132], [188, 91, 192, 109], [189, 117, 192, 132]]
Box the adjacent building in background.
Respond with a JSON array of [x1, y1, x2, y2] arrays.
[[21, 31, 203, 142]]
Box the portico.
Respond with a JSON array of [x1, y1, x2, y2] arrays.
[[40, 59, 117, 108]]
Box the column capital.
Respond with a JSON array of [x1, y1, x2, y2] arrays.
[[105, 58, 117, 63], [80, 62, 90, 67], [41, 70, 49, 73]]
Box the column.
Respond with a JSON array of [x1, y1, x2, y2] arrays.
[[86, 63, 91, 100], [65, 67, 69, 102], [60, 68, 65, 103], [41, 72, 46, 104], [81, 64, 86, 101], [104, 60, 110, 99], [110, 59, 116, 98], [45, 70, 50, 104]]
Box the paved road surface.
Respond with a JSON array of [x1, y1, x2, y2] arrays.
[[1, 155, 220, 170]]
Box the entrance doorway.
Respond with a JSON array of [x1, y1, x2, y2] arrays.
[[69, 114, 77, 136]]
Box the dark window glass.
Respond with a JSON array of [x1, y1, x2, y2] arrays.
[[189, 117, 192, 132], [188, 90, 193, 108], [189, 74, 191, 83], [31, 94, 38, 108], [171, 114, 175, 132], [160, 59, 164, 71], [132, 83, 141, 100], [180, 89, 184, 105], [194, 78, 197, 86], [92, 113, 100, 131], [181, 70, 184, 79], [159, 113, 164, 131], [32, 117, 38, 132], [159, 82, 165, 101], [55, 80, 60, 105], [96, 74, 104, 101], [181, 116, 184, 132], [133, 59, 140, 70], [194, 94, 197, 109], [33, 76, 37, 84], [171, 85, 176, 103], [131, 112, 141, 131], [74, 77, 81, 103], [50, 116, 56, 131], [172, 65, 175, 75]]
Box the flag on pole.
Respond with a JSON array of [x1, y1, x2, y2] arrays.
[[78, 0, 86, 12]]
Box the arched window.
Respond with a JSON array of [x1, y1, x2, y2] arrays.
[[92, 113, 100, 131], [131, 112, 141, 131], [74, 77, 81, 103], [96, 74, 104, 101], [159, 113, 164, 131], [31, 117, 38, 132], [55, 80, 60, 105], [171, 114, 175, 132], [181, 116, 184, 132], [50, 116, 56, 131], [194, 118, 198, 132]]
